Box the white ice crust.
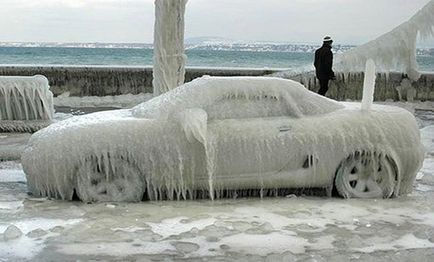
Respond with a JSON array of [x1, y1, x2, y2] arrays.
[[21, 76, 424, 202], [53, 93, 153, 109], [361, 59, 376, 111], [336, 0, 434, 80], [0, 75, 54, 121], [0, 75, 54, 132], [153, 0, 188, 95]]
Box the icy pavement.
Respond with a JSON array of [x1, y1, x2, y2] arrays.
[[0, 102, 433, 261]]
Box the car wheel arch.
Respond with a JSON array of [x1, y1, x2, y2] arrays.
[[333, 149, 400, 198]]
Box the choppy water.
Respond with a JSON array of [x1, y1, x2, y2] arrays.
[[1, 47, 433, 71]]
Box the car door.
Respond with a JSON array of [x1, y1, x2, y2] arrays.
[[202, 93, 304, 189]]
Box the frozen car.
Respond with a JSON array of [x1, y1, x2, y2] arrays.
[[22, 76, 424, 202]]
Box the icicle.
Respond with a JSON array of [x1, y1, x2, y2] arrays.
[[0, 75, 53, 132], [361, 59, 376, 111], [0, 75, 53, 121]]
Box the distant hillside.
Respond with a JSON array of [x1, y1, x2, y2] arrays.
[[0, 39, 432, 56]]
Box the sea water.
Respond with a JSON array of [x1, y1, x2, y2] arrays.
[[4, 46, 433, 71]]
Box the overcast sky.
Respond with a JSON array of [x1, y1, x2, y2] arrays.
[[0, 0, 433, 46]]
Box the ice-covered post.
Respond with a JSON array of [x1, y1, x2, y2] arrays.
[[153, 0, 188, 96], [361, 59, 376, 111]]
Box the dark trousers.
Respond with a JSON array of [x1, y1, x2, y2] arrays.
[[318, 78, 329, 96]]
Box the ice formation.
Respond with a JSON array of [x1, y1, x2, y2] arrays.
[[153, 0, 188, 95], [0, 75, 54, 132], [361, 59, 376, 111], [53, 93, 153, 108], [3, 225, 23, 241], [336, 0, 434, 80], [395, 78, 416, 102], [21, 77, 424, 202]]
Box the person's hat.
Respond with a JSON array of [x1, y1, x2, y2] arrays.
[[323, 36, 333, 42]]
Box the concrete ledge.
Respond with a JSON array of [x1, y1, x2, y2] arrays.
[[0, 65, 433, 101], [0, 65, 279, 97], [291, 71, 434, 101]]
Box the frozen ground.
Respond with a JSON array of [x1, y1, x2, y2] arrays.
[[0, 102, 433, 261]]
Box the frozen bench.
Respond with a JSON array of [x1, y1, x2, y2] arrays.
[[0, 75, 54, 132]]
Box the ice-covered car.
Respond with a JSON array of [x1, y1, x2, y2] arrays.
[[22, 76, 424, 202]]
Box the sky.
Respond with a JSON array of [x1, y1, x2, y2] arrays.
[[0, 0, 433, 46]]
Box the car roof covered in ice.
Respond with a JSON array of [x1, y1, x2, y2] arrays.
[[132, 76, 343, 119]]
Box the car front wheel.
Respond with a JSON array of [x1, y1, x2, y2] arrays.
[[75, 155, 144, 202], [335, 151, 396, 198]]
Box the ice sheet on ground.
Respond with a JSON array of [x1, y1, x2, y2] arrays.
[[421, 125, 434, 154], [0, 218, 83, 259], [417, 125, 434, 181], [0, 133, 31, 161], [32, 198, 434, 259], [0, 161, 26, 183]]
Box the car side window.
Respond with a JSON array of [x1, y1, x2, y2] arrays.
[[204, 94, 298, 120]]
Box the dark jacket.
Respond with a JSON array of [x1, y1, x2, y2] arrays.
[[314, 44, 335, 80]]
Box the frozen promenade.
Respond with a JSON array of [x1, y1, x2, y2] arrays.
[[0, 103, 433, 261]]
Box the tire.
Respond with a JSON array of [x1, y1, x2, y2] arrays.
[[75, 155, 144, 202], [335, 151, 396, 199]]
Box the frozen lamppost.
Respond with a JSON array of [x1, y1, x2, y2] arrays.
[[153, 0, 188, 96]]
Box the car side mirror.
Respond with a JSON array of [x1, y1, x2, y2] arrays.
[[177, 108, 208, 144]]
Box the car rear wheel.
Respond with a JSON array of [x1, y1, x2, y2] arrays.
[[335, 151, 396, 198], [76, 155, 144, 202]]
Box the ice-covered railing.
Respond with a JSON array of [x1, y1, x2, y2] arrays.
[[0, 75, 54, 132], [335, 0, 434, 81]]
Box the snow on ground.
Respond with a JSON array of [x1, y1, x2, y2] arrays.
[[0, 101, 433, 261], [0, 134, 31, 161]]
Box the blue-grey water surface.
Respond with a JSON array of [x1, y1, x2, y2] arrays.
[[1, 47, 432, 71]]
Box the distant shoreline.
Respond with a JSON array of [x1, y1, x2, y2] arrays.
[[0, 64, 291, 71]]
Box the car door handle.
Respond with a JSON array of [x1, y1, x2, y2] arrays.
[[278, 125, 291, 132]]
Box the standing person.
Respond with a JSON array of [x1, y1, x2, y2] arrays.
[[314, 36, 336, 96]]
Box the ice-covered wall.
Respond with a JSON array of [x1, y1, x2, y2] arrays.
[[0, 66, 432, 101], [153, 0, 188, 95], [336, 0, 434, 81], [290, 71, 434, 101], [0, 66, 279, 96], [0, 75, 54, 121]]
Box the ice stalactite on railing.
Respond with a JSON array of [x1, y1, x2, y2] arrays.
[[336, 0, 434, 81], [153, 0, 188, 96], [361, 59, 376, 111]]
